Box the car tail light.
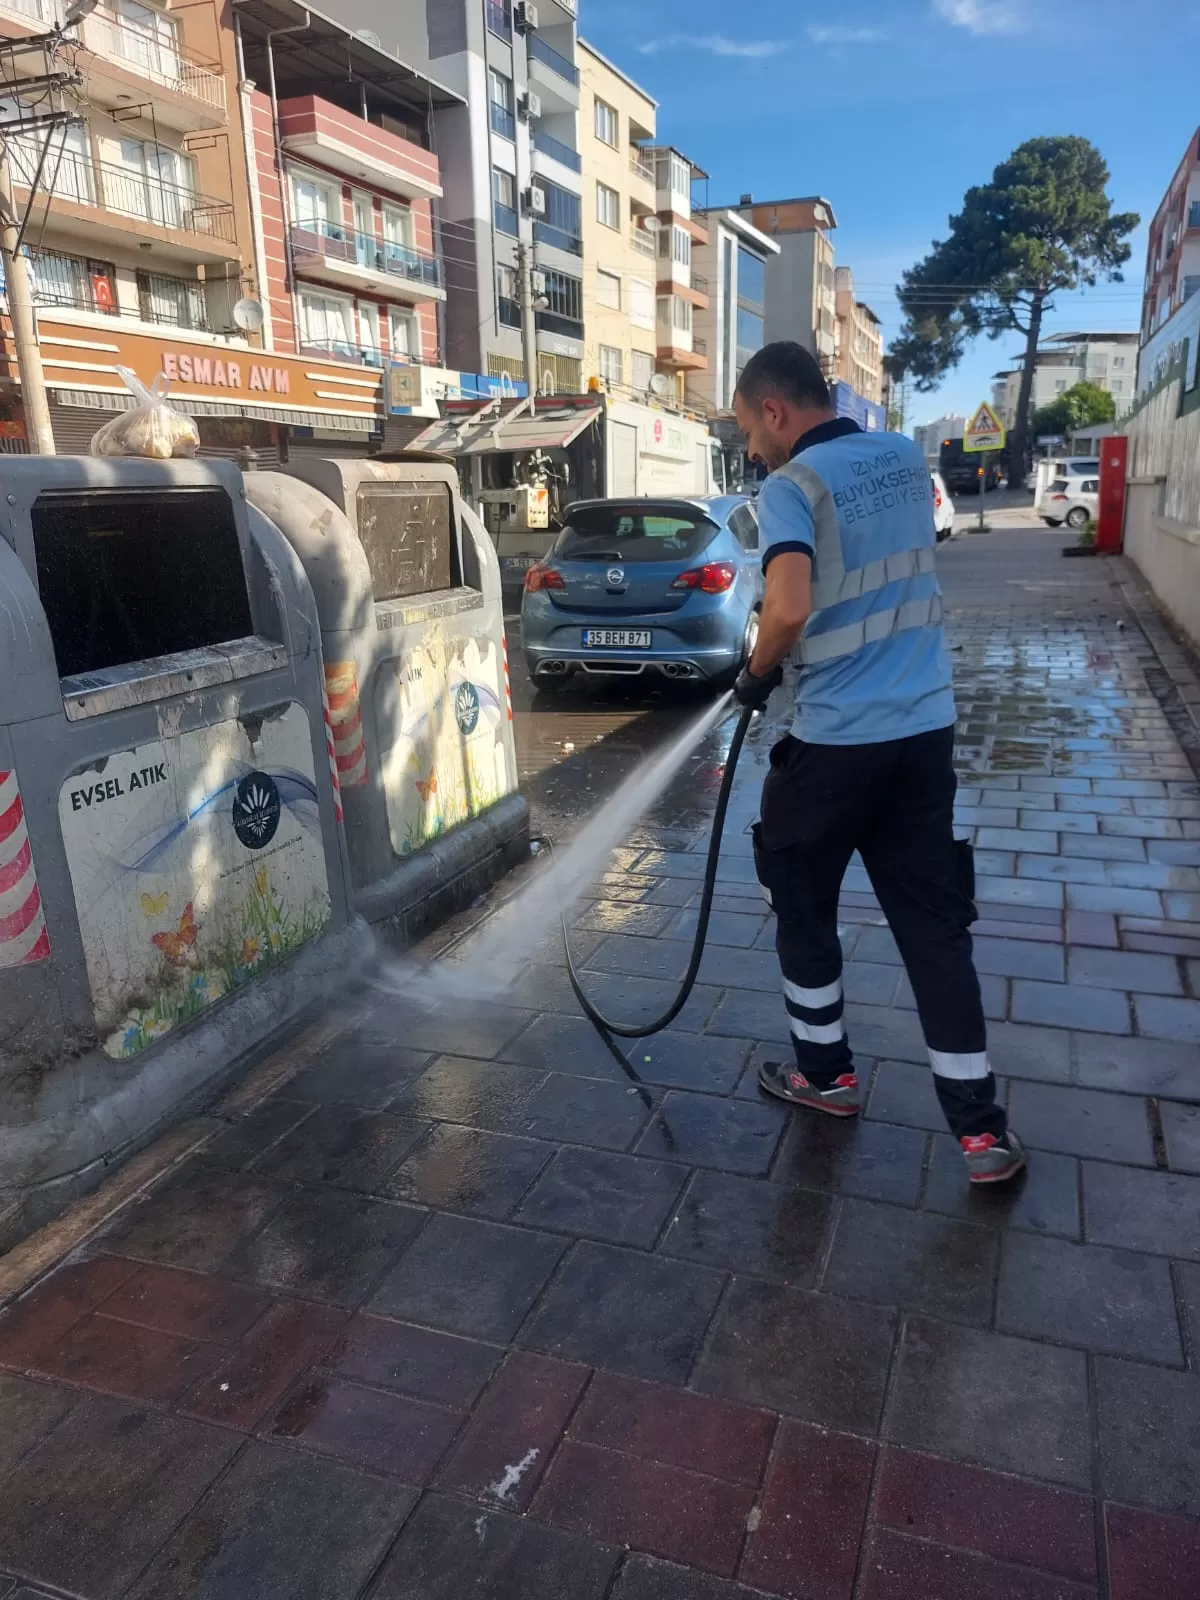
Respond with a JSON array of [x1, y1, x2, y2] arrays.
[[934, 487, 943, 509], [672, 561, 736, 594], [1050, 494, 1067, 502], [525, 565, 565, 592]]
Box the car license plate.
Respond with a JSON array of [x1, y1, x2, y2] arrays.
[[583, 629, 651, 648]]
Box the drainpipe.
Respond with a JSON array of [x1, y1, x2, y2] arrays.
[[233, 10, 275, 351], [264, 10, 312, 300]]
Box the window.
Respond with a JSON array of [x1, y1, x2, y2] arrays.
[[112, 0, 181, 82], [736, 306, 764, 359], [389, 308, 419, 359], [673, 225, 690, 267], [1112, 355, 1126, 369], [136, 268, 207, 330], [737, 247, 765, 308], [556, 506, 718, 564], [664, 296, 692, 333], [492, 167, 518, 236], [631, 351, 654, 391], [112, 138, 194, 227], [1054, 380, 1067, 393], [628, 277, 654, 330], [359, 302, 382, 365], [489, 69, 515, 141], [536, 181, 582, 254], [596, 182, 619, 230], [670, 154, 690, 196], [496, 264, 521, 328], [729, 503, 759, 552], [594, 98, 618, 147], [541, 268, 582, 325], [18, 118, 92, 204], [1080, 479, 1099, 495], [485, 0, 511, 40], [596, 268, 621, 309], [298, 289, 355, 357], [31, 251, 116, 315], [599, 345, 623, 385]]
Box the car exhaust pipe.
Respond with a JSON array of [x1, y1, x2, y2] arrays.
[[538, 660, 568, 676], [661, 662, 695, 679]]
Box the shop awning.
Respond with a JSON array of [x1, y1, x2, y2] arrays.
[[408, 404, 602, 457], [51, 389, 377, 435]]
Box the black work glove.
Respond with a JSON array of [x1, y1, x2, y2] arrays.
[[733, 661, 783, 710]]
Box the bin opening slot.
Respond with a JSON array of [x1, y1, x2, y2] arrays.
[[31, 487, 255, 679], [356, 479, 459, 602]]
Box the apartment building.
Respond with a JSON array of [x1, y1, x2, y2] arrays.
[[577, 38, 658, 398], [732, 195, 838, 375], [833, 266, 882, 406], [1141, 129, 1200, 346], [914, 414, 967, 461], [991, 332, 1139, 429], [375, 0, 585, 395], [686, 208, 778, 414], [640, 145, 710, 403]]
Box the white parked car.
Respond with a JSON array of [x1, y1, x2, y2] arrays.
[[1041, 476, 1099, 529], [1033, 457, 1100, 519], [931, 471, 955, 541]]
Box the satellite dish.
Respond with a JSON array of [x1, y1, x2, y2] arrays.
[[649, 373, 670, 397], [642, 216, 663, 233], [232, 298, 265, 332], [355, 27, 382, 46]]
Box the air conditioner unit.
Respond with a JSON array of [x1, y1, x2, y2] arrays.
[[515, 2, 539, 32], [521, 91, 542, 121], [525, 186, 547, 217], [530, 269, 547, 293]]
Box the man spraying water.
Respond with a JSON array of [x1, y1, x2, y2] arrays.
[[732, 342, 1025, 1185]]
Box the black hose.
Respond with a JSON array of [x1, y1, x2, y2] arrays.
[[557, 702, 757, 1039]]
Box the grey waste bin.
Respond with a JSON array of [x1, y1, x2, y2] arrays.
[[243, 455, 527, 937], [0, 456, 361, 1246]]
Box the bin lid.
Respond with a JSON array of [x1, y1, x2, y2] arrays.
[[408, 403, 603, 457]]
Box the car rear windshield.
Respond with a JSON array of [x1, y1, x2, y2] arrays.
[[555, 506, 718, 563], [1050, 479, 1070, 493]]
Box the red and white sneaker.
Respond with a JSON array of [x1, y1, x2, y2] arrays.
[[961, 1130, 1027, 1184], [757, 1061, 861, 1117]]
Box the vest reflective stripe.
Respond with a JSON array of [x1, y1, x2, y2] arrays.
[[835, 544, 935, 603], [798, 593, 944, 666]]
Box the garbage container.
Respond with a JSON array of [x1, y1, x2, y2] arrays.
[[243, 454, 528, 937], [0, 456, 361, 1245]]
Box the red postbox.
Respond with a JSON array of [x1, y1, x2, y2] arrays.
[[1096, 436, 1128, 555]]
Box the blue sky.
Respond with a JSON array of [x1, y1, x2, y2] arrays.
[[584, 0, 1198, 429]]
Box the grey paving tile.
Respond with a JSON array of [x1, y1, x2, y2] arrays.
[[972, 935, 1065, 983], [997, 1233, 1184, 1364], [844, 1004, 930, 1065], [625, 1033, 751, 1095], [1064, 883, 1165, 916], [662, 907, 768, 948], [842, 961, 905, 1006], [1095, 1357, 1200, 1515], [1083, 1162, 1200, 1260], [515, 1149, 688, 1249], [1109, 861, 1200, 891], [702, 990, 789, 1045], [583, 933, 691, 983], [636, 1091, 787, 1176], [1009, 1081, 1155, 1166], [1056, 793, 1131, 815], [1162, 1101, 1200, 1175], [575, 903, 678, 938], [866, 1061, 953, 1133], [977, 827, 1058, 854], [1072, 1031, 1200, 1100], [1066, 946, 1183, 997], [1010, 978, 1132, 1035], [770, 1103, 926, 1206], [382, 1126, 554, 1220], [1147, 840, 1200, 865], [1164, 891, 1200, 920], [921, 1134, 1080, 1240], [823, 1200, 998, 1324], [1100, 814, 1184, 840], [974, 875, 1065, 910], [1061, 832, 1148, 862], [0, 1375, 75, 1480], [391, 1003, 537, 1062], [953, 807, 1019, 829], [1134, 994, 1200, 1043], [983, 1020, 1072, 1084], [1093, 779, 1168, 798], [885, 1317, 1091, 1488], [501, 1013, 652, 1081], [972, 849, 1016, 876], [1019, 776, 1092, 795], [659, 1170, 833, 1284], [1020, 809, 1098, 834], [1017, 854, 1108, 885]]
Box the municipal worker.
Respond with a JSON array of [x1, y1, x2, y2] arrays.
[[733, 342, 1025, 1185]]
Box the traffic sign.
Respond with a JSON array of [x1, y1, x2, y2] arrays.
[[964, 402, 1006, 453]]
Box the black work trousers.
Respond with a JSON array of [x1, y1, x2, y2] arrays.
[[752, 726, 1007, 1142]]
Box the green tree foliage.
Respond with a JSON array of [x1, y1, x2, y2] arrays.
[[1030, 380, 1117, 440], [885, 137, 1138, 474]]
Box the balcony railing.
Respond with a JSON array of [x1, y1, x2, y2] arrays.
[[693, 336, 707, 355], [1183, 275, 1200, 304], [1190, 201, 1200, 230], [534, 219, 582, 256], [528, 34, 579, 87], [533, 129, 581, 173], [489, 101, 516, 142], [691, 271, 709, 295], [13, 148, 235, 242], [82, 8, 226, 114], [485, 0, 511, 40], [536, 309, 583, 339], [290, 219, 442, 289], [630, 151, 655, 184], [631, 225, 655, 257], [494, 202, 519, 238]]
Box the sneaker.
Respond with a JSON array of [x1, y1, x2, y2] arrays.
[[961, 1130, 1027, 1184], [758, 1061, 861, 1117]]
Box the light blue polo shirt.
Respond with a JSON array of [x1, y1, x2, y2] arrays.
[[758, 420, 956, 745]]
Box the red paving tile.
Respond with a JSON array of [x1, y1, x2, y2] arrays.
[[874, 1446, 1097, 1583], [319, 1314, 500, 1408], [739, 1421, 874, 1600], [32, 1313, 221, 1406], [266, 1375, 464, 1483], [1106, 1503, 1200, 1600], [436, 1350, 589, 1510], [100, 1265, 271, 1345], [0, 1257, 136, 1369], [532, 1439, 755, 1578], [858, 1529, 1097, 1600], [570, 1372, 775, 1486], [180, 1298, 347, 1430]]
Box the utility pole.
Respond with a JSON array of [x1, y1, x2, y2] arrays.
[[0, 148, 54, 455], [516, 240, 539, 398]]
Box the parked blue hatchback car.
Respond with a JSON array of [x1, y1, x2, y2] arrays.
[[520, 495, 764, 690]]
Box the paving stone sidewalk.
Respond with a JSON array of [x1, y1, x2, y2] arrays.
[[2, 525, 1199, 1600]]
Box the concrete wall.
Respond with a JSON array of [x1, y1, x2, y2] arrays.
[[1123, 373, 1200, 651]]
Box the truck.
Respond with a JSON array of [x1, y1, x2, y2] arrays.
[[407, 392, 725, 592], [939, 437, 1004, 495]]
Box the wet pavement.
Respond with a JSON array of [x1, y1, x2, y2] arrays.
[[3, 520, 1200, 1598]]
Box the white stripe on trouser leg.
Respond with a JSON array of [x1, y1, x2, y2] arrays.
[[790, 1017, 847, 1045], [929, 1049, 991, 1080], [758, 882, 774, 909], [783, 977, 843, 1009]]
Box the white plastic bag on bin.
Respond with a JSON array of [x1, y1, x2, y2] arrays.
[[89, 367, 200, 459]]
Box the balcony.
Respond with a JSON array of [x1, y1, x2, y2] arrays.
[[485, 0, 511, 38], [533, 219, 582, 257], [1190, 201, 1200, 231], [630, 151, 655, 185], [79, 7, 226, 131], [532, 129, 581, 174], [489, 101, 516, 142], [535, 309, 583, 340], [13, 148, 237, 264], [280, 96, 442, 202], [1183, 275, 1200, 304], [631, 224, 656, 257], [691, 271, 709, 295], [494, 203, 519, 238], [527, 34, 580, 111], [290, 220, 445, 302]]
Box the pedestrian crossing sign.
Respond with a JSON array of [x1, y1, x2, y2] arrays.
[[964, 402, 1006, 453]]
